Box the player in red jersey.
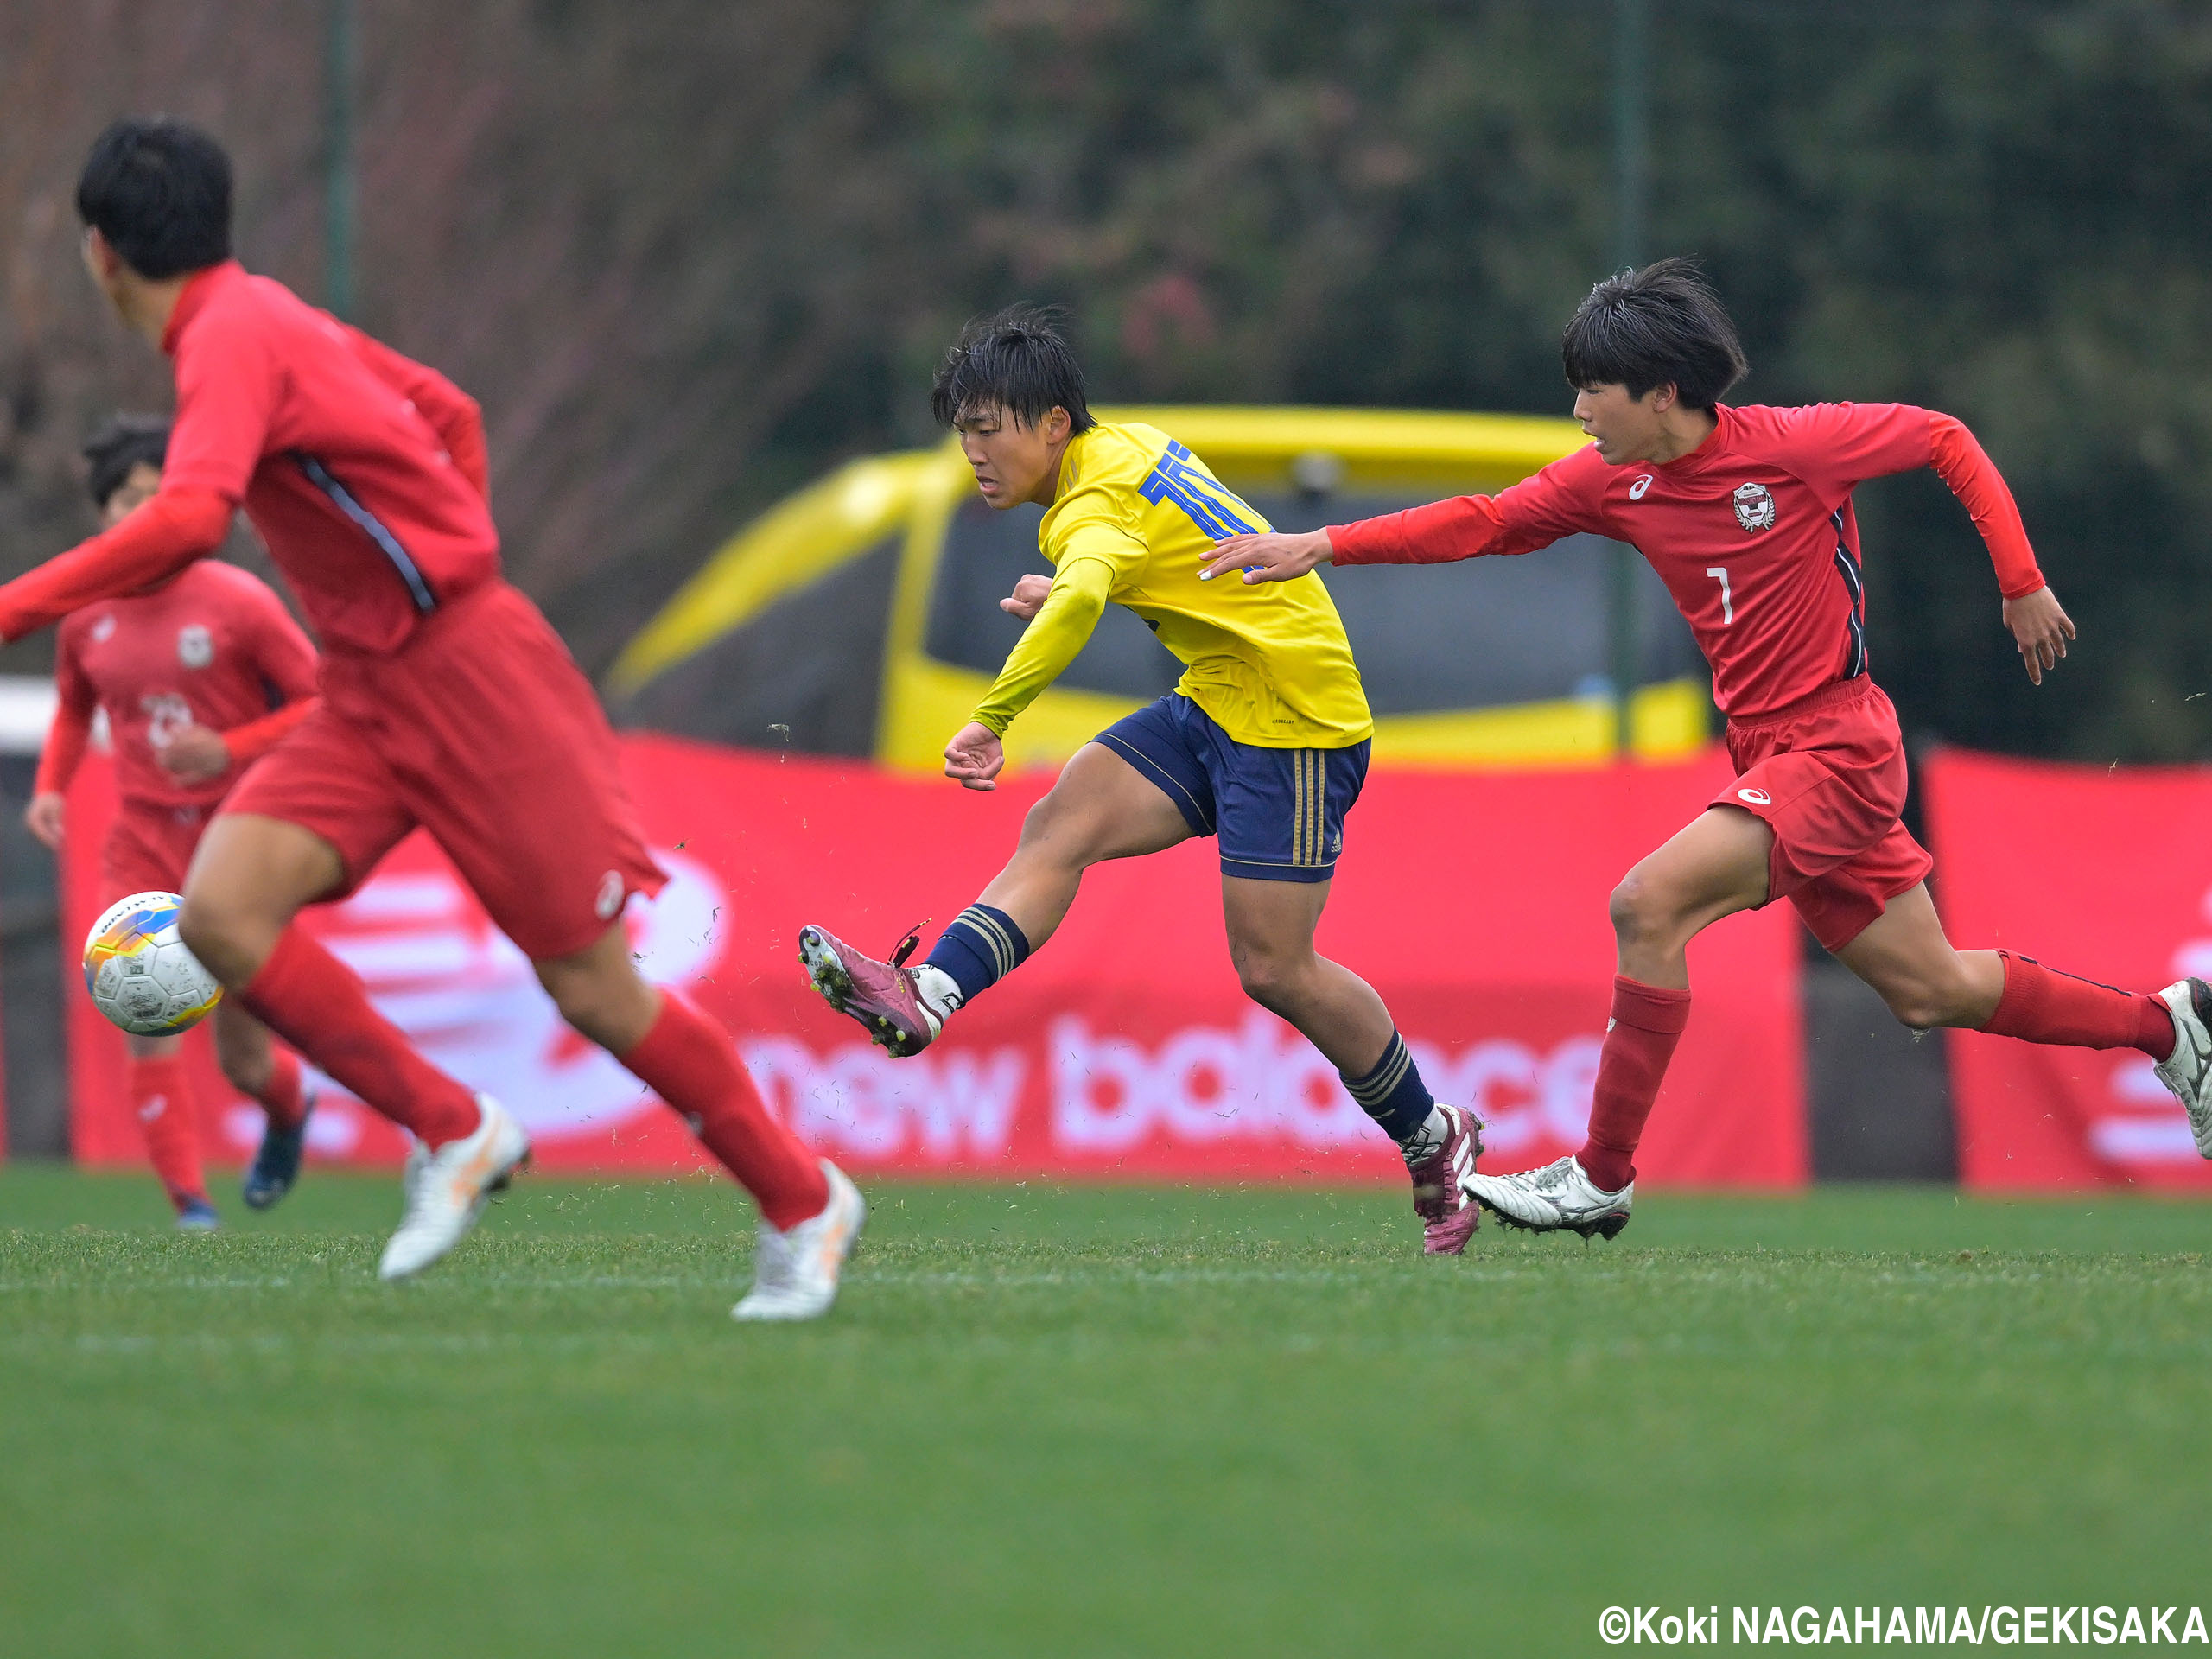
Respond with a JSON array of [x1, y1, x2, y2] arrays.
[[1204, 259, 2212, 1234], [27, 416, 320, 1229], [0, 118, 860, 1315]]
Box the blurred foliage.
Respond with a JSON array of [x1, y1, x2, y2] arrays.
[[2, 0, 2207, 757]]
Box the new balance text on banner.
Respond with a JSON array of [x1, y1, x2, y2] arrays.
[[64, 736, 1805, 1184], [1924, 748, 2212, 1191]]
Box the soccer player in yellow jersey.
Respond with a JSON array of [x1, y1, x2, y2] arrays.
[[798, 308, 1482, 1252]]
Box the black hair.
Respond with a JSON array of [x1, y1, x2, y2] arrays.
[[930, 306, 1096, 434], [1560, 257, 1747, 410], [83, 414, 170, 508], [76, 117, 232, 280]]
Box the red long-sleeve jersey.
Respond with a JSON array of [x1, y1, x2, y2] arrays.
[[0, 260, 496, 654], [1327, 403, 2044, 719], [36, 559, 321, 810]]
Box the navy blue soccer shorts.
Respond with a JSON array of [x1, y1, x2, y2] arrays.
[[1094, 693, 1370, 884]]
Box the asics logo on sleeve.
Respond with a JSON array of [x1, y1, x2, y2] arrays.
[[1629, 474, 1654, 500], [1737, 787, 1773, 806]]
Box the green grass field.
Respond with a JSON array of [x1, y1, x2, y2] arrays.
[[3, 1168, 2208, 1656]]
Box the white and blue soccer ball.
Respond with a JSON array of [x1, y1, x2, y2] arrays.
[[83, 891, 224, 1038]]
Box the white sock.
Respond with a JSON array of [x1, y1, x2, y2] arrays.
[[1398, 1104, 1452, 1169], [910, 963, 963, 1027]]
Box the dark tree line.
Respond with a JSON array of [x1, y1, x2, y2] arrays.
[[3, 0, 2206, 759]]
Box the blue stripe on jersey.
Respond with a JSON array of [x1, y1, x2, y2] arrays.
[[1140, 440, 1261, 539], [291, 453, 438, 613]]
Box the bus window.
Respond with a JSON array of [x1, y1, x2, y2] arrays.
[[1245, 492, 1702, 715]]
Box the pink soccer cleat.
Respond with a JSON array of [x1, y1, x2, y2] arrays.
[[798, 925, 942, 1058], [1408, 1103, 1482, 1255]]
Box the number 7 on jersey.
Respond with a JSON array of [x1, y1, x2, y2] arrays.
[[1705, 566, 1734, 625]]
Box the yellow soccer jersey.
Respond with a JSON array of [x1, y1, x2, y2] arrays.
[[970, 422, 1372, 748]]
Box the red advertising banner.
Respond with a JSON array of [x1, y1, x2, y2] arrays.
[[1926, 748, 2212, 1191], [66, 735, 1806, 1185]]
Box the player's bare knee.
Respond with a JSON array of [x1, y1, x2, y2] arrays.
[[543, 972, 615, 1041], [1230, 945, 1308, 1014], [1881, 975, 1973, 1032], [1883, 990, 1945, 1032], [1010, 804, 1101, 879], [176, 893, 257, 986], [537, 959, 655, 1052], [1236, 964, 1293, 1014], [1609, 872, 1677, 951], [214, 1033, 270, 1096]]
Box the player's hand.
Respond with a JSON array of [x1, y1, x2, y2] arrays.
[[944, 721, 1007, 791], [157, 723, 232, 784], [999, 573, 1054, 621], [2004, 586, 2075, 686], [1199, 528, 1332, 585], [23, 791, 64, 851]]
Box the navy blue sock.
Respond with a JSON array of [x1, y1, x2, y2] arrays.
[[1343, 1031, 1435, 1144], [922, 904, 1032, 1007]]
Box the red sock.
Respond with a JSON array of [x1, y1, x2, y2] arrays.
[[251, 1049, 308, 1132], [620, 993, 828, 1230], [1981, 951, 2175, 1058], [130, 1055, 207, 1211], [240, 929, 480, 1148], [1577, 976, 1693, 1192]]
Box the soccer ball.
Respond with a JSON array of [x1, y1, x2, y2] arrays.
[[83, 892, 224, 1038]]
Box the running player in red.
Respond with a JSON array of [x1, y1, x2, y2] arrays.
[[1204, 258, 2212, 1235], [27, 416, 320, 1229], [0, 118, 860, 1317]]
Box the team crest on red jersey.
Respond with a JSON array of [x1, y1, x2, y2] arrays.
[[176, 626, 213, 669], [1732, 481, 1777, 533]]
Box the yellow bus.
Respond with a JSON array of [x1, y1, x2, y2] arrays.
[[607, 406, 1707, 771]]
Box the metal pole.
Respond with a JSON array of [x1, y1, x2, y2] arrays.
[[325, 0, 356, 321], [1609, 0, 1649, 759]]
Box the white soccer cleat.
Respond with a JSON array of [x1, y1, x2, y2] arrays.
[[1464, 1154, 1634, 1240], [377, 1096, 530, 1281], [2152, 978, 2212, 1157], [733, 1161, 866, 1323]]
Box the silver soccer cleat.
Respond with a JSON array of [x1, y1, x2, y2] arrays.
[[1463, 1154, 1633, 1240], [2152, 978, 2212, 1158]]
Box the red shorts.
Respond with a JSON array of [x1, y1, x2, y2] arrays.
[[221, 581, 665, 961], [1714, 678, 1933, 952], [101, 800, 213, 902]]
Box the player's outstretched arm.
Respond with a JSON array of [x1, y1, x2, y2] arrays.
[[2004, 586, 2075, 686], [0, 488, 232, 642], [1199, 528, 1332, 585], [1202, 475, 1586, 586]]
